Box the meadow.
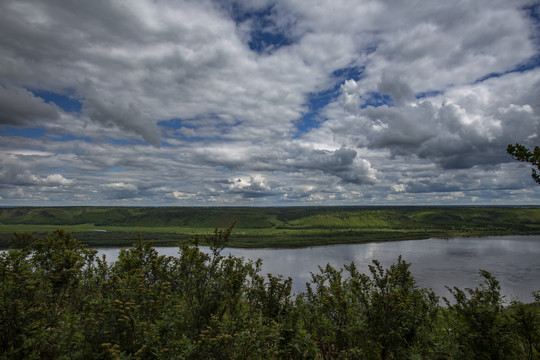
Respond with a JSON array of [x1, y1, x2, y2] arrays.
[[2, 205, 540, 248]]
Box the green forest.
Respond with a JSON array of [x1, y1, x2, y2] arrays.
[[1, 227, 539, 359], [2, 206, 540, 248]]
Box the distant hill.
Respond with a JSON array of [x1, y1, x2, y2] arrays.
[[1, 206, 540, 248]]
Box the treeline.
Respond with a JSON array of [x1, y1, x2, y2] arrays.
[[1, 228, 539, 359], [0, 207, 279, 229], [3, 206, 540, 231]]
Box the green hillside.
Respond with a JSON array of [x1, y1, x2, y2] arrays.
[[1, 206, 540, 248]]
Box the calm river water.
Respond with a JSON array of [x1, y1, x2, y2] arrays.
[[96, 235, 540, 303]]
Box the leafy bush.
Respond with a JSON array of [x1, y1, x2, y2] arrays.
[[1, 227, 538, 359]]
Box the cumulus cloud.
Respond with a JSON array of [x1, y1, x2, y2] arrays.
[[289, 147, 378, 185], [225, 175, 273, 198], [42, 174, 75, 186], [230, 175, 269, 190], [332, 68, 540, 172], [172, 191, 195, 200], [0, 166, 74, 187], [377, 72, 415, 106]]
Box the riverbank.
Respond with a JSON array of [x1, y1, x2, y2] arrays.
[[2, 225, 540, 249], [1, 206, 540, 248]]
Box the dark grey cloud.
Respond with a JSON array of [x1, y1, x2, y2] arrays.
[[0, 162, 74, 188], [289, 147, 377, 185], [82, 95, 162, 146], [377, 73, 415, 106], [0, 85, 60, 126]]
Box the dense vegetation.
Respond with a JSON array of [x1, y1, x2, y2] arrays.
[[2, 228, 539, 359], [2, 206, 540, 248]]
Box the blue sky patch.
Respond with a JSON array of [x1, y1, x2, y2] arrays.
[[360, 92, 394, 109], [248, 30, 292, 54], [0, 126, 45, 138], [159, 118, 204, 141], [49, 133, 91, 142], [0, 126, 92, 142], [295, 94, 329, 137], [416, 90, 444, 99], [295, 66, 365, 137], [523, 3, 539, 28], [157, 118, 182, 129], [107, 167, 127, 172], [229, 5, 293, 54], [32, 90, 82, 112], [474, 54, 540, 84], [332, 66, 364, 82]]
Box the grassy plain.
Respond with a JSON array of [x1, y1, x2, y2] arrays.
[[1, 206, 540, 248]]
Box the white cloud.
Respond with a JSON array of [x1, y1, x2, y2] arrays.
[[172, 191, 195, 200], [230, 175, 270, 191], [177, 127, 197, 138], [392, 184, 406, 193], [329, 68, 540, 171], [102, 183, 138, 192], [42, 174, 75, 186]]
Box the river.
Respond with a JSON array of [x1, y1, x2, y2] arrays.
[[96, 235, 540, 303]]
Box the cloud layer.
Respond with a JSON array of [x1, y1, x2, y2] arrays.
[[1, 0, 539, 205]]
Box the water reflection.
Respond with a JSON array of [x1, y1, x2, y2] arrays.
[[96, 235, 540, 302]]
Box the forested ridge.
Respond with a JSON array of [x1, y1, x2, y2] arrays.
[[2, 206, 540, 248], [1, 227, 539, 359]]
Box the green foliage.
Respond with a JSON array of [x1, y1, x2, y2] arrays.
[[300, 257, 439, 359], [507, 297, 540, 360], [507, 143, 540, 184], [1, 227, 538, 359], [444, 270, 516, 359], [3, 206, 540, 248], [8, 232, 35, 249], [0, 230, 97, 359]]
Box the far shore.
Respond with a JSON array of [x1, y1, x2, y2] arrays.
[[2, 206, 540, 248]]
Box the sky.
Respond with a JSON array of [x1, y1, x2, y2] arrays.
[[1, 0, 540, 206]]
